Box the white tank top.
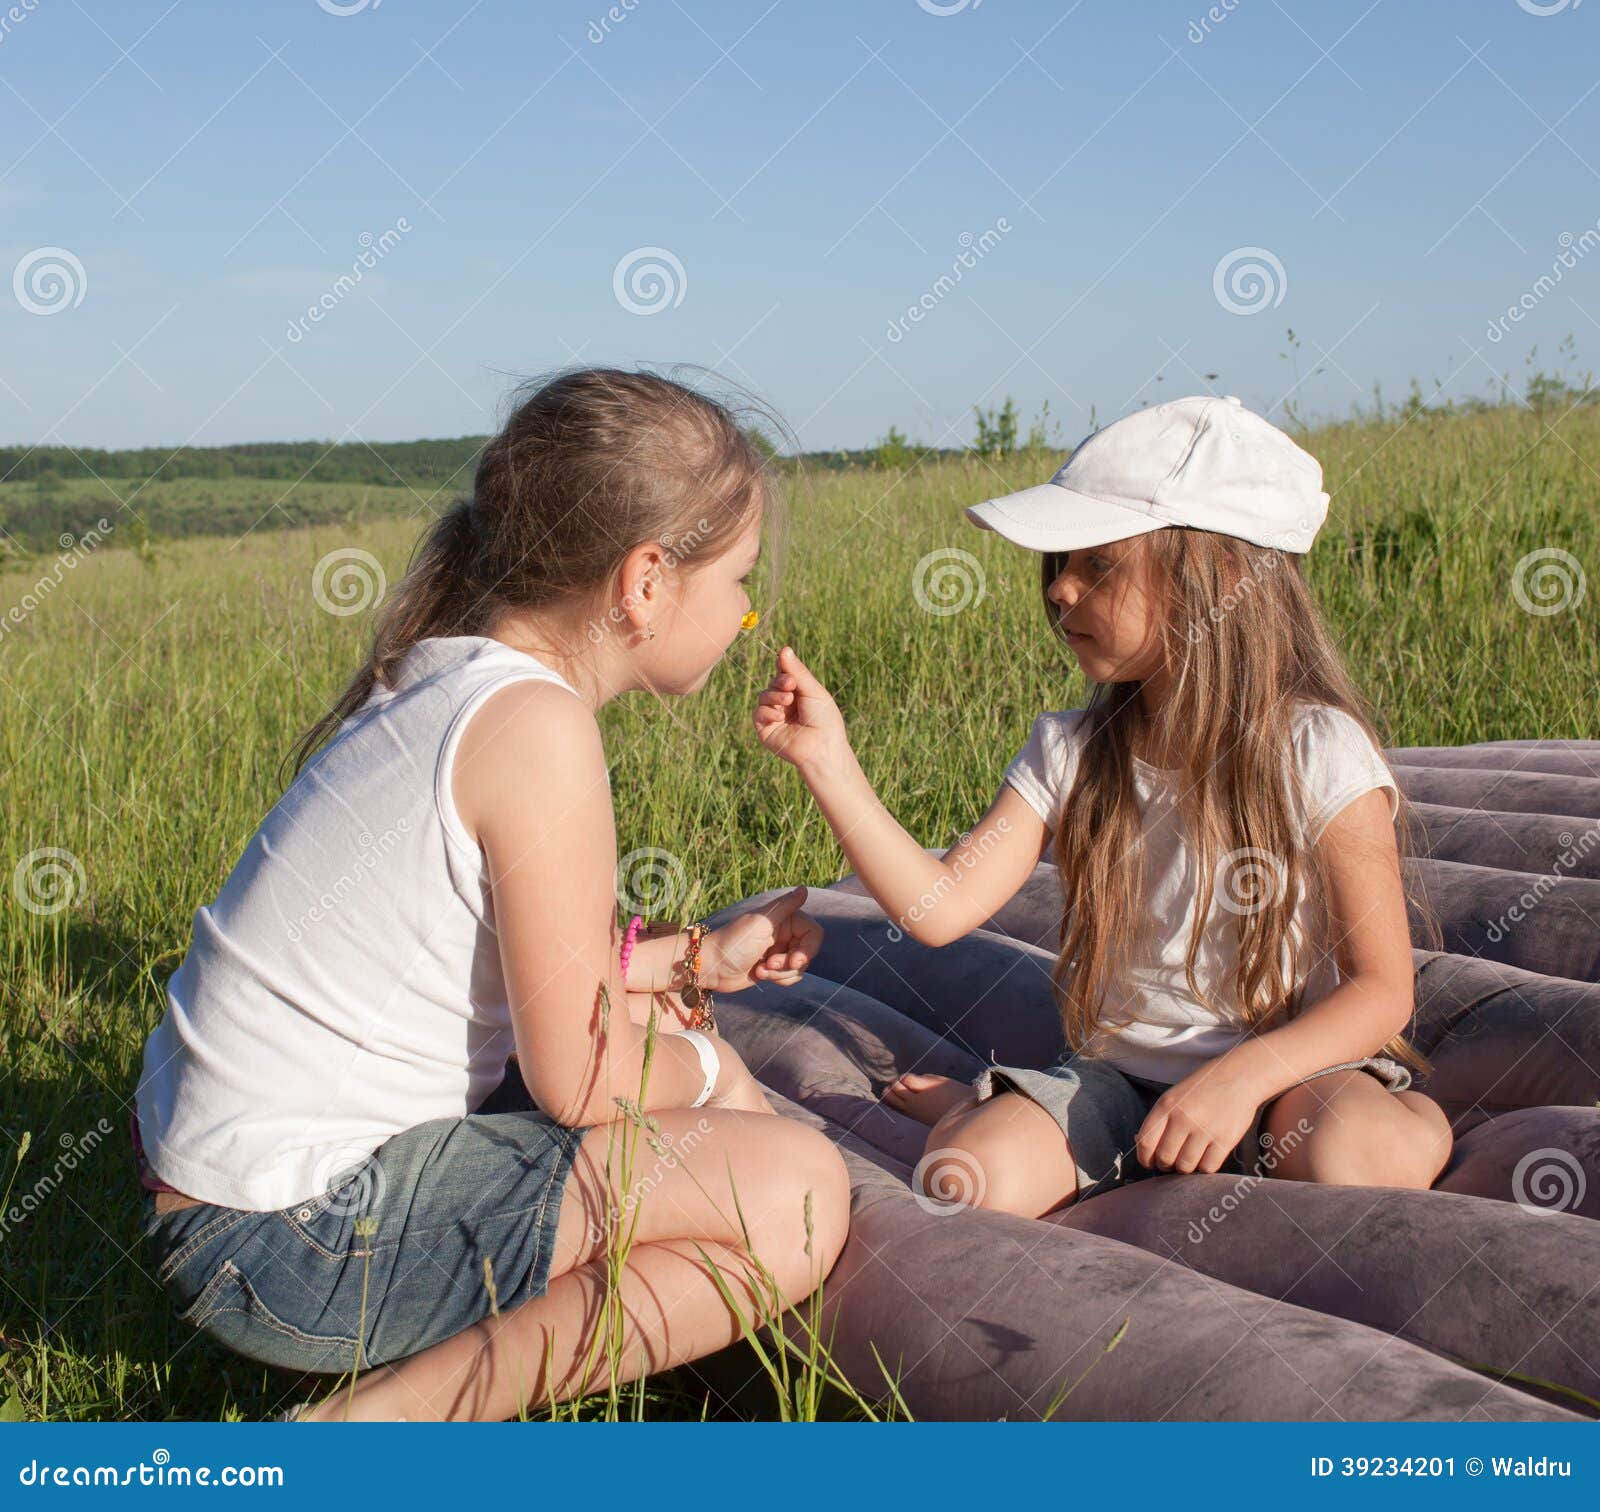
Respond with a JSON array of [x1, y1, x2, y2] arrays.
[[135, 635, 587, 1211]]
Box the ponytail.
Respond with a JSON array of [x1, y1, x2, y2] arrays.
[[283, 498, 481, 780]]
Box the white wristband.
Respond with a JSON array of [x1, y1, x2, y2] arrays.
[[678, 1029, 720, 1109]]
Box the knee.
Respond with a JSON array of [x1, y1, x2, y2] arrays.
[[1278, 1102, 1451, 1190], [765, 1123, 852, 1274], [915, 1137, 1030, 1216]]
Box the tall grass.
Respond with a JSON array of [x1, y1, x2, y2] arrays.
[[0, 402, 1594, 1421]]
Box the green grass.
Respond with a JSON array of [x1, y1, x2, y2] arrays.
[[0, 401, 1595, 1421]]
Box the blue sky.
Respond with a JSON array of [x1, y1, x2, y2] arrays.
[[3, 0, 1598, 452]]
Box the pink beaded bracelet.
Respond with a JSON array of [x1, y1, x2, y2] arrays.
[[619, 914, 644, 984]]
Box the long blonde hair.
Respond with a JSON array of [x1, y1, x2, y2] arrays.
[[1043, 528, 1435, 1076]]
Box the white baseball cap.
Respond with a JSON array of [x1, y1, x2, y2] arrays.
[[963, 395, 1328, 554]]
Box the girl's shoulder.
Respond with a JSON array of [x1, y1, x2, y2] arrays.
[[1285, 700, 1399, 839], [1000, 708, 1091, 827]]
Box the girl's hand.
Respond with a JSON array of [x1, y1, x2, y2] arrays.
[[753, 646, 851, 775], [1135, 1061, 1264, 1175], [702, 886, 823, 994]]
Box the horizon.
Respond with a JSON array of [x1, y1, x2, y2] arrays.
[[3, 1, 1598, 456]]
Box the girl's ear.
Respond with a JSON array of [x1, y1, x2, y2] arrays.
[[618, 539, 670, 611]]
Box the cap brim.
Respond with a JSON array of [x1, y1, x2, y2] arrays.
[[964, 482, 1167, 553]]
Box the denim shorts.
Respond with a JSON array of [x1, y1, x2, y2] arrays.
[[139, 1108, 586, 1376], [973, 1051, 1413, 1203]]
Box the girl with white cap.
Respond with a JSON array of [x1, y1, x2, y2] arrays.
[[754, 396, 1453, 1216]]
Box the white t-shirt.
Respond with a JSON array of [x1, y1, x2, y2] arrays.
[[135, 636, 588, 1211], [1002, 702, 1398, 1084]]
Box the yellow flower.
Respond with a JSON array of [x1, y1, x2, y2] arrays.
[[740, 609, 760, 630]]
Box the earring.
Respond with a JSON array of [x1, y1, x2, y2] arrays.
[[642, 624, 656, 642]]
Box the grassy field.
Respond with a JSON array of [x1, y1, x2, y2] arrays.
[[1, 401, 1595, 1421]]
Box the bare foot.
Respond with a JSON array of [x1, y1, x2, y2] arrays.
[[882, 1072, 976, 1127]]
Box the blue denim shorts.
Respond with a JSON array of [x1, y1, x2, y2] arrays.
[[974, 1051, 1413, 1202], [140, 1108, 586, 1376]]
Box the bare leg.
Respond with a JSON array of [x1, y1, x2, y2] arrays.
[[913, 1089, 1080, 1218], [882, 1071, 979, 1126], [1263, 1070, 1454, 1188], [304, 1109, 850, 1421]]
